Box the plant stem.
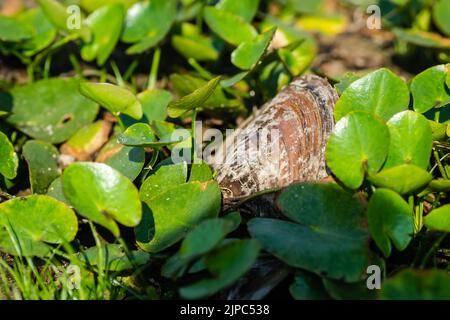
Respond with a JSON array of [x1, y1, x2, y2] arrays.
[[148, 48, 161, 90], [434, 149, 448, 179], [111, 61, 125, 87], [191, 109, 198, 164], [420, 233, 447, 268], [114, 113, 126, 131]]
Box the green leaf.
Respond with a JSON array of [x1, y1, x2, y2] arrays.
[[137, 89, 171, 122], [368, 189, 413, 257], [381, 269, 450, 299], [170, 73, 240, 111], [37, 0, 90, 41], [249, 183, 369, 282], [393, 28, 450, 49], [1, 78, 99, 143], [384, 111, 432, 169], [81, 4, 125, 66], [23, 140, 60, 194], [203, 7, 257, 46], [411, 64, 450, 113], [429, 179, 450, 192], [179, 217, 238, 260], [334, 68, 410, 121], [322, 278, 377, 300], [18, 8, 56, 56], [79, 244, 150, 272], [290, 270, 330, 300], [369, 164, 432, 195], [433, 0, 450, 37], [0, 195, 78, 257], [96, 136, 145, 181], [61, 120, 111, 161], [297, 13, 347, 36], [231, 27, 276, 70], [46, 177, 69, 205], [117, 123, 182, 148], [136, 180, 221, 253], [0, 15, 31, 42], [428, 120, 447, 141], [80, 0, 138, 12], [167, 76, 221, 118], [424, 204, 450, 232], [140, 163, 188, 202], [122, 0, 177, 54], [189, 163, 213, 182], [79, 82, 142, 119], [0, 131, 18, 180], [171, 35, 219, 61], [326, 111, 390, 189], [179, 239, 260, 299], [121, 89, 172, 127], [62, 162, 142, 237], [217, 0, 259, 22]]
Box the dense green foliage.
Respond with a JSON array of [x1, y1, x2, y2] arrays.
[[0, 0, 449, 300]]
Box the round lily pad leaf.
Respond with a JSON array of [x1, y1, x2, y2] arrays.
[[217, 0, 259, 22], [179, 217, 238, 260], [61, 120, 111, 161], [96, 136, 145, 181], [140, 163, 188, 202], [326, 111, 390, 189], [18, 8, 57, 56], [381, 269, 450, 300], [172, 35, 220, 62], [79, 244, 150, 272], [334, 68, 410, 121], [369, 164, 432, 195], [368, 189, 413, 257], [424, 204, 450, 232], [189, 162, 213, 182], [37, 0, 91, 41], [167, 76, 221, 118], [384, 111, 432, 169], [290, 270, 330, 300], [0, 131, 18, 180], [249, 183, 370, 282], [0, 195, 78, 256], [411, 64, 450, 113], [179, 239, 260, 299], [231, 27, 276, 70], [118, 123, 155, 146], [46, 177, 69, 205], [2, 78, 99, 143], [433, 0, 450, 37], [137, 89, 171, 123], [136, 180, 221, 253], [79, 82, 142, 119], [121, 0, 177, 54], [203, 7, 257, 46], [0, 15, 31, 42], [62, 162, 142, 237], [23, 140, 60, 194]]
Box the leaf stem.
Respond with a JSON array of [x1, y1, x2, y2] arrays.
[[148, 48, 161, 90], [191, 109, 198, 164], [420, 233, 447, 268]]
